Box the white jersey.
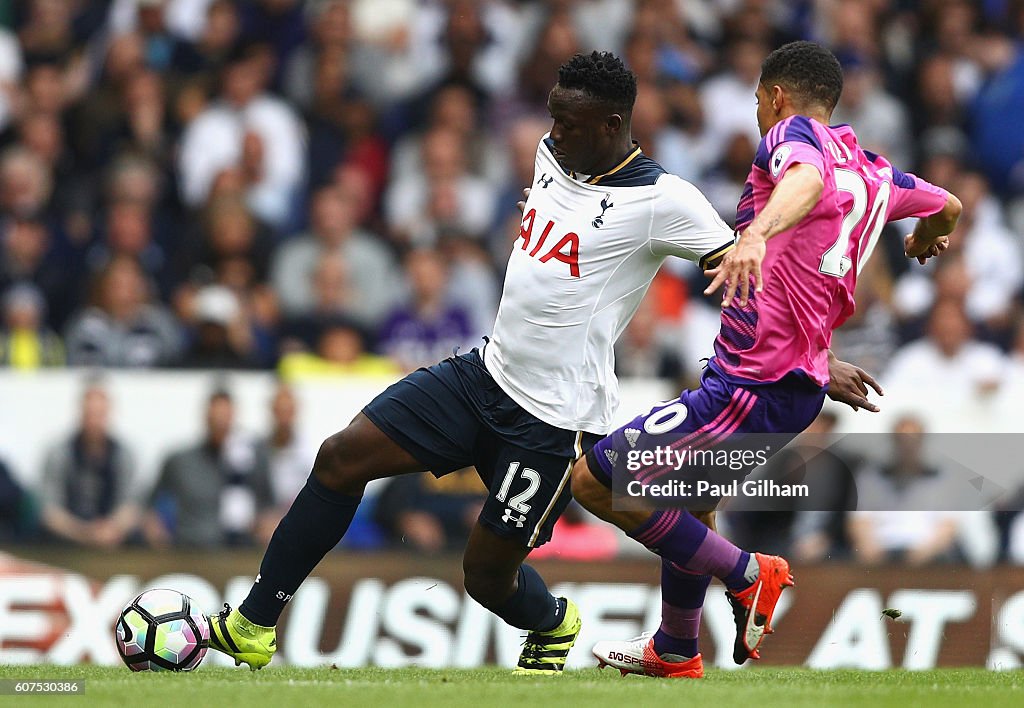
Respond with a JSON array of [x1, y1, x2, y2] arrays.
[[484, 137, 734, 434]]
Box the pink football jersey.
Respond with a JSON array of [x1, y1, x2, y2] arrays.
[[713, 115, 949, 386]]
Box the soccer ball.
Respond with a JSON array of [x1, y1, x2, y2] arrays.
[[115, 589, 210, 671]]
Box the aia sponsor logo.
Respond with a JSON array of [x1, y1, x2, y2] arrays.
[[517, 208, 581, 277]]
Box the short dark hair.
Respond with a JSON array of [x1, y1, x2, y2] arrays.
[[760, 41, 843, 112], [557, 51, 637, 114]]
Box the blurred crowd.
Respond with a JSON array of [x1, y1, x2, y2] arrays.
[[0, 0, 1022, 381], [0, 377, 625, 558], [2, 376, 1024, 567], [2, 0, 1024, 562]]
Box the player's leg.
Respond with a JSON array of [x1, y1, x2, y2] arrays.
[[574, 456, 725, 676], [465, 437, 591, 674], [650, 511, 713, 667], [462, 521, 582, 674], [654, 509, 715, 666], [462, 522, 532, 614], [578, 452, 780, 672], [581, 373, 825, 670], [239, 413, 424, 622], [210, 358, 481, 669], [208, 413, 427, 669], [576, 459, 715, 675], [575, 382, 789, 671]]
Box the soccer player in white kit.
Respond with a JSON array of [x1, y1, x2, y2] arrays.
[[206, 50, 878, 675]]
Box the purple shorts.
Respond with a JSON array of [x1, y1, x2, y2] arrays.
[[588, 362, 826, 508]]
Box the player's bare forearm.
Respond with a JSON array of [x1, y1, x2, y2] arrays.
[[742, 164, 824, 243], [913, 192, 963, 242], [905, 192, 962, 264], [704, 164, 824, 307]]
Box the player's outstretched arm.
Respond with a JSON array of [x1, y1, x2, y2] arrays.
[[826, 350, 883, 413], [705, 163, 823, 307], [904, 191, 962, 264]]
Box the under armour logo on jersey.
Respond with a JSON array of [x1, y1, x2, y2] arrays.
[[592, 193, 614, 228], [502, 508, 527, 528], [537, 173, 554, 188], [624, 428, 641, 448], [604, 449, 619, 467]]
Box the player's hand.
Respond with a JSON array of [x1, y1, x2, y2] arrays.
[[904, 232, 949, 264], [516, 187, 531, 214], [703, 231, 765, 308], [827, 356, 883, 412]]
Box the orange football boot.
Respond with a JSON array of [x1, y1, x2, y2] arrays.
[[727, 553, 794, 663]]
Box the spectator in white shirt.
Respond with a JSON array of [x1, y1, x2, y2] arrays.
[[893, 171, 1023, 336], [384, 126, 496, 247], [0, 27, 24, 133], [630, 82, 702, 185], [698, 37, 765, 165], [271, 186, 399, 328], [177, 43, 306, 230], [884, 298, 1004, 397], [389, 83, 509, 190]]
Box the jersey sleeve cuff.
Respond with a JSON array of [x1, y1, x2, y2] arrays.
[[699, 240, 735, 270]]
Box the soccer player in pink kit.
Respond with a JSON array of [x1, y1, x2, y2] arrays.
[[571, 41, 963, 677]]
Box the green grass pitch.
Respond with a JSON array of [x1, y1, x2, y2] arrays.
[[1, 665, 1021, 707]]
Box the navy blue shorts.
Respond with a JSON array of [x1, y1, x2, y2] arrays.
[[363, 348, 600, 547]]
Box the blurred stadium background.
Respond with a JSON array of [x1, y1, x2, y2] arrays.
[[2, 0, 1024, 672]]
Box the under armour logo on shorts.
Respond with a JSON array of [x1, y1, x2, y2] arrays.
[[502, 508, 527, 528]]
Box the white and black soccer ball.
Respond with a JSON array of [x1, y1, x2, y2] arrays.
[[114, 589, 210, 671]]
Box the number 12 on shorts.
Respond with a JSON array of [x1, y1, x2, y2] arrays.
[[496, 462, 541, 513]]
